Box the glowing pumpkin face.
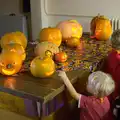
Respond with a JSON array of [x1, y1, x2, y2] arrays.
[[56, 20, 83, 41], [39, 27, 62, 47], [2, 43, 26, 61], [0, 52, 23, 76], [90, 14, 112, 40], [30, 56, 55, 78], [34, 41, 59, 58], [0, 31, 27, 49]]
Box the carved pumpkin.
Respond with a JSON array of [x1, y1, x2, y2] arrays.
[[0, 31, 27, 49], [90, 14, 112, 40], [66, 37, 80, 47], [0, 52, 23, 76], [54, 52, 68, 63], [56, 20, 83, 41], [2, 43, 26, 61], [34, 41, 59, 58], [39, 27, 62, 47], [30, 56, 55, 78]]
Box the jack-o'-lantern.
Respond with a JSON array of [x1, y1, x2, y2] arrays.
[[30, 56, 55, 78], [90, 14, 112, 40], [56, 20, 83, 41], [2, 43, 26, 61], [34, 41, 59, 58], [54, 52, 68, 63], [39, 27, 62, 47], [0, 52, 23, 76], [0, 31, 27, 49], [66, 37, 80, 47]]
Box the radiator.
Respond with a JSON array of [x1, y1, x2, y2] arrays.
[[110, 18, 120, 32]]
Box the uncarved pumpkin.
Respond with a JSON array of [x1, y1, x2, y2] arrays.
[[90, 14, 112, 40], [54, 52, 68, 63], [56, 20, 83, 41], [34, 41, 59, 58], [0, 52, 23, 75], [0, 31, 27, 49], [30, 56, 55, 78], [2, 43, 26, 61], [39, 27, 62, 47], [66, 37, 80, 47]]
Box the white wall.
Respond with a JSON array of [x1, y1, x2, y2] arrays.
[[0, 0, 21, 15], [30, 0, 120, 40]]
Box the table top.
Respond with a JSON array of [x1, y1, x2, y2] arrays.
[[0, 35, 112, 103]]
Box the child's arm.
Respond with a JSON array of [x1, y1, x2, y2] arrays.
[[58, 71, 81, 100]]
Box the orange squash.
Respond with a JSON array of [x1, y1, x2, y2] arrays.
[[0, 52, 23, 76], [0, 31, 27, 49], [90, 14, 112, 40], [34, 41, 59, 58], [30, 56, 55, 78], [57, 20, 83, 41], [54, 52, 68, 63], [39, 27, 62, 47], [2, 43, 26, 61]]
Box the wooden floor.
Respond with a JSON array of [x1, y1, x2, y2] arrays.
[[0, 109, 32, 120]]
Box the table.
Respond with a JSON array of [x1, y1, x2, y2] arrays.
[[0, 35, 112, 120]]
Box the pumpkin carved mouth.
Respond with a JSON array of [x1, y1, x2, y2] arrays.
[[2, 69, 16, 75]]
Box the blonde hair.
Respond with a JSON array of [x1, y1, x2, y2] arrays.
[[87, 71, 115, 98]]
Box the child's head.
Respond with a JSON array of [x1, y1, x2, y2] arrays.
[[111, 29, 120, 51], [87, 71, 115, 98]]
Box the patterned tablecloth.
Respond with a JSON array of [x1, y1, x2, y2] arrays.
[[22, 36, 112, 73]]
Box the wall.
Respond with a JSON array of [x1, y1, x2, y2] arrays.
[[30, 0, 120, 40], [0, 0, 21, 15]]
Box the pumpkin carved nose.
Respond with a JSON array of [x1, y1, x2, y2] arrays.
[[6, 64, 13, 69]]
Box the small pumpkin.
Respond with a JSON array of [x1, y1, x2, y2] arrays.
[[56, 20, 83, 41], [0, 31, 27, 49], [0, 52, 23, 76], [90, 14, 112, 40], [34, 41, 59, 58], [39, 27, 62, 47], [66, 37, 80, 48], [54, 52, 68, 63], [2, 43, 26, 61], [30, 56, 55, 78]]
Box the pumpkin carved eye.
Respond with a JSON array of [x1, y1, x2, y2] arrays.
[[0, 62, 4, 66]]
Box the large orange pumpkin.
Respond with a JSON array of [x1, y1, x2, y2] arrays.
[[39, 27, 62, 47], [56, 20, 83, 41], [0, 52, 23, 76], [90, 14, 112, 40], [2, 43, 26, 61], [0, 31, 27, 49], [30, 56, 55, 78], [34, 41, 59, 58]]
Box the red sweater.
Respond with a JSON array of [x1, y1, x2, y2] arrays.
[[105, 50, 120, 101]]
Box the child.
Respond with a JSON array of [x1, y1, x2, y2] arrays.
[[58, 71, 115, 120], [104, 29, 120, 101]]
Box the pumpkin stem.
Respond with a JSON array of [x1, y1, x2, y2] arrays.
[[97, 13, 100, 17]]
